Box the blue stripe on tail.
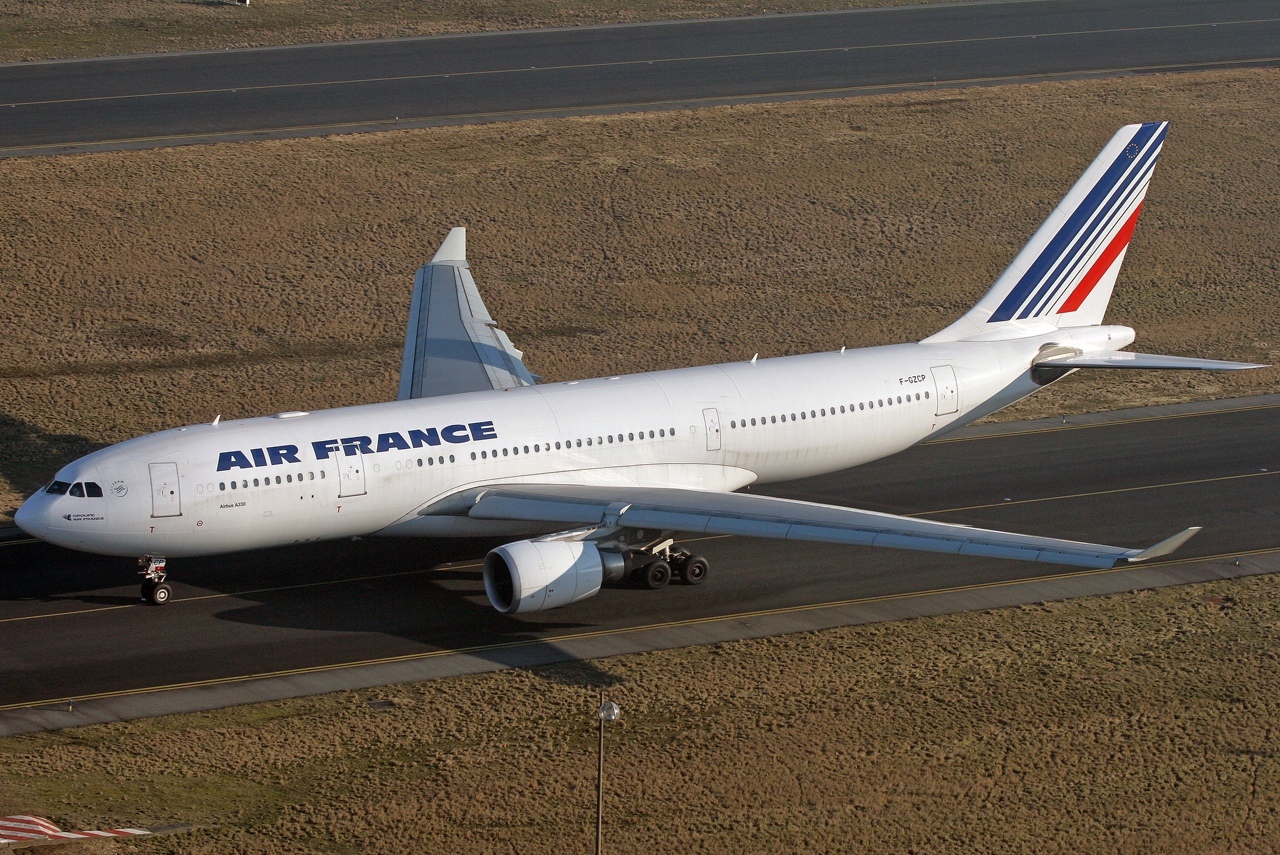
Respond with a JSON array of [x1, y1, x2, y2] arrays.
[[988, 122, 1166, 323]]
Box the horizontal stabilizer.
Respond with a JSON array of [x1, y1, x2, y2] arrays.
[[1036, 351, 1267, 370], [441, 483, 1203, 570]]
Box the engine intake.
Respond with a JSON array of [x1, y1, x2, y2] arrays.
[[483, 539, 606, 614]]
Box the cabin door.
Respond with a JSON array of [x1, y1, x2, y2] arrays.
[[337, 450, 367, 497], [149, 462, 182, 517], [931, 365, 959, 415], [703, 408, 722, 451]]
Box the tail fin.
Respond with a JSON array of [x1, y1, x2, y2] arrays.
[[926, 122, 1168, 342]]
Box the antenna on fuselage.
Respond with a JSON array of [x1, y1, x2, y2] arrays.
[[751, 353, 758, 364], [212, 414, 221, 427]]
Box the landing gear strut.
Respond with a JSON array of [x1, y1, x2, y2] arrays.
[[138, 555, 171, 605]]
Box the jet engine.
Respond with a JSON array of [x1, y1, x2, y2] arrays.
[[483, 539, 627, 614]]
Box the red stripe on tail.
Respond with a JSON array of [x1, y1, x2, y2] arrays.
[[1057, 202, 1144, 314]]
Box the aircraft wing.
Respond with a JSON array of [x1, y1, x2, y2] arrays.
[[450, 484, 1201, 569], [397, 228, 538, 400]]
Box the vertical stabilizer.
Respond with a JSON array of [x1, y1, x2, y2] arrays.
[[925, 122, 1167, 342]]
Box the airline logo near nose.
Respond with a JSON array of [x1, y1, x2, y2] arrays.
[[216, 421, 497, 471]]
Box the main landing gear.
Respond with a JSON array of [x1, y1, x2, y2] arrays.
[[602, 532, 709, 591], [138, 555, 171, 605]]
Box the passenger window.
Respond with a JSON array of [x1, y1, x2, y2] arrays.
[[629, 432, 635, 440], [219, 482, 226, 491], [231, 481, 237, 490], [427, 457, 433, 466], [659, 430, 665, 437], [45, 481, 71, 495], [649, 430, 655, 438], [243, 480, 248, 488], [533, 445, 538, 453], [253, 478, 260, 487], [84, 482, 103, 497], [587, 438, 593, 446], [811, 410, 816, 418], [670, 427, 676, 435], [897, 396, 902, 404], [502, 448, 509, 457], [800, 412, 806, 420], [417, 459, 423, 467], [70, 482, 85, 497], [320, 471, 326, 479], [449, 455, 455, 463], [925, 391, 930, 399], [287, 474, 293, 483], [771, 416, 776, 424], [471, 452, 477, 460], [275, 476, 281, 484], [607, 435, 613, 444], [820, 409, 825, 417]]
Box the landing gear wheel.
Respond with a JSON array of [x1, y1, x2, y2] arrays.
[[142, 580, 172, 605], [678, 555, 709, 585], [639, 560, 671, 590]]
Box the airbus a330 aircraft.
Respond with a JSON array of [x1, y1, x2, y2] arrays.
[[15, 122, 1265, 610]]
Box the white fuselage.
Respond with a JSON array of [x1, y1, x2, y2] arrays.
[[15, 326, 1134, 558]]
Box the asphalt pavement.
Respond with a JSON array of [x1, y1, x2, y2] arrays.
[[2, 0, 1278, 155], [2, 394, 1276, 734]]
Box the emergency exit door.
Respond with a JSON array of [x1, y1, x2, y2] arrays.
[[149, 462, 182, 517], [931, 365, 959, 415], [703, 408, 722, 451]]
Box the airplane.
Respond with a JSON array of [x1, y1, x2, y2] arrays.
[[14, 122, 1266, 611]]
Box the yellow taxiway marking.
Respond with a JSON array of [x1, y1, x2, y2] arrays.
[[4, 52, 1279, 154], [2, 543, 1276, 714], [8, 17, 1276, 109], [3, 465, 1274, 625], [912, 469, 1278, 517]]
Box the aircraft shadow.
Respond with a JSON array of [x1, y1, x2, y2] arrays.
[[0, 412, 106, 521]]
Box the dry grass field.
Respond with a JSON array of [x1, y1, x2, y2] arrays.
[[2, 69, 1278, 522], [0, 0, 911, 62], [1, 571, 1278, 854]]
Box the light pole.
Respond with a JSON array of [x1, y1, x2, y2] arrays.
[[596, 697, 622, 855]]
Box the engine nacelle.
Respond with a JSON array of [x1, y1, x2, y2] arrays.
[[484, 539, 607, 614]]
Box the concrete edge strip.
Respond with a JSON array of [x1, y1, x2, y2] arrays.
[[2, 547, 1275, 736]]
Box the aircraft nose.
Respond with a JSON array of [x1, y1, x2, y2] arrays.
[[14, 493, 48, 540]]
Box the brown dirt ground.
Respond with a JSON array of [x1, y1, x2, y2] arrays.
[[1, 572, 1279, 854], [0, 0, 913, 63], [1, 69, 1278, 522]]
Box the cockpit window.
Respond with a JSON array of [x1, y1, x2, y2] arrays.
[[46, 481, 70, 495], [84, 482, 103, 498], [69, 482, 85, 497]]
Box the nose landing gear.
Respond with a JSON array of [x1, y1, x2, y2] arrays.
[[138, 555, 171, 605]]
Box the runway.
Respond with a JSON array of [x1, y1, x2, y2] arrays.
[[2, 0, 1278, 156], [2, 394, 1277, 735]]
